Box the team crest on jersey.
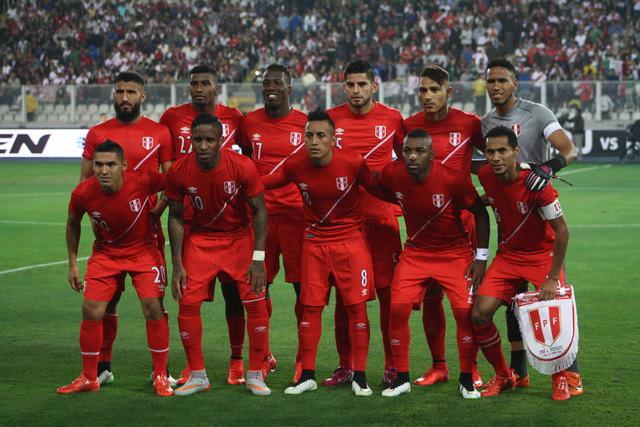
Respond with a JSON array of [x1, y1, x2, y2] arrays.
[[252, 133, 261, 141], [222, 123, 230, 137], [223, 181, 236, 194], [449, 132, 462, 146], [142, 136, 154, 150], [432, 194, 445, 208], [187, 186, 198, 194], [335, 128, 345, 135], [529, 305, 562, 346], [129, 198, 142, 212], [511, 124, 521, 137], [487, 196, 495, 205], [375, 125, 387, 140], [394, 192, 404, 202], [90, 211, 101, 218], [298, 183, 308, 191], [180, 126, 190, 135], [290, 132, 302, 146], [336, 176, 349, 191], [517, 201, 529, 214]]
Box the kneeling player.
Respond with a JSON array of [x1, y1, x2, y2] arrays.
[[58, 141, 172, 397], [263, 109, 374, 396], [371, 129, 490, 398], [166, 114, 271, 396], [472, 126, 583, 400]]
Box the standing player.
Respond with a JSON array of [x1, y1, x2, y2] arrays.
[[263, 109, 374, 397], [166, 113, 271, 396], [58, 141, 172, 397], [483, 58, 578, 386], [326, 60, 405, 386], [80, 71, 173, 385], [160, 65, 247, 386], [403, 65, 485, 388], [472, 126, 583, 400], [373, 129, 490, 398], [239, 64, 308, 381]]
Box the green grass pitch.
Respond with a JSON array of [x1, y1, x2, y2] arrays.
[[0, 161, 638, 426]]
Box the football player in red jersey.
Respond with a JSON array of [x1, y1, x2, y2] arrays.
[[166, 113, 271, 396], [472, 126, 582, 401], [79, 71, 173, 386], [325, 60, 405, 386], [160, 65, 246, 386], [404, 65, 485, 388], [58, 141, 172, 397], [372, 129, 490, 398], [239, 64, 308, 382], [263, 109, 375, 397]]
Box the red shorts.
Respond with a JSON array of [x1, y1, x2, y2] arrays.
[[181, 231, 265, 305], [477, 250, 566, 303], [392, 244, 474, 309], [301, 238, 374, 307], [363, 215, 402, 288], [265, 216, 303, 284], [84, 245, 166, 302]]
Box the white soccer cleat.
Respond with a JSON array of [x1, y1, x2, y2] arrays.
[[352, 381, 373, 397], [284, 379, 318, 395], [98, 370, 114, 385], [167, 374, 178, 388], [459, 383, 481, 399], [381, 381, 411, 397], [174, 376, 211, 396], [246, 370, 271, 396]]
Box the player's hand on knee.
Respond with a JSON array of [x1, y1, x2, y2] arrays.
[[248, 261, 266, 295], [523, 163, 552, 192], [68, 266, 83, 292], [539, 277, 558, 301], [171, 265, 187, 301], [466, 259, 487, 289]]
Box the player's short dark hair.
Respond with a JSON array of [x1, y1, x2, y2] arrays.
[[190, 65, 218, 80], [115, 71, 145, 86], [191, 113, 223, 136], [419, 65, 449, 85], [487, 57, 517, 76], [95, 139, 125, 161], [405, 128, 432, 147], [307, 108, 335, 133], [344, 60, 375, 82], [264, 64, 292, 84], [485, 126, 518, 149]]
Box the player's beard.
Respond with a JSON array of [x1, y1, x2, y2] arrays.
[[114, 101, 141, 123]]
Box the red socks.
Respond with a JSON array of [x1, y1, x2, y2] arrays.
[[178, 303, 205, 371], [388, 303, 412, 372], [294, 298, 304, 362], [146, 317, 169, 377], [345, 302, 370, 372], [226, 316, 245, 359], [80, 319, 103, 381], [376, 286, 393, 369], [452, 308, 477, 374], [299, 305, 323, 371], [473, 321, 510, 377], [334, 292, 352, 368], [422, 294, 446, 362], [243, 300, 269, 371], [99, 313, 118, 363]]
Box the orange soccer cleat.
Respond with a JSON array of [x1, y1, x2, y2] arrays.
[[565, 371, 584, 396], [552, 372, 570, 401], [176, 366, 192, 387], [227, 359, 246, 385], [57, 373, 100, 394], [292, 360, 303, 384], [472, 364, 484, 389], [261, 352, 277, 379], [414, 363, 449, 386], [153, 375, 174, 397], [481, 372, 516, 397], [512, 369, 530, 388]]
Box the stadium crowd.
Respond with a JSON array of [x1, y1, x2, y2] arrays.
[[1, 0, 639, 87]]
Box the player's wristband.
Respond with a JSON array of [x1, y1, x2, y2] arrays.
[[252, 250, 265, 261], [475, 248, 489, 261], [543, 155, 567, 174]]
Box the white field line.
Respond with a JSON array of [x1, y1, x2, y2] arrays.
[[0, 220, 67, 226], [559, 164, 612, 176], [0, 192, 68, 197]]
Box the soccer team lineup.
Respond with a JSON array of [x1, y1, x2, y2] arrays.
[[56, 58, 585, 401]]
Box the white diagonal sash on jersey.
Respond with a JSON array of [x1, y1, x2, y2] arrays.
[[269, 143, 306, 175], [101, 196, 150, 243], [202, 186, 242, 228], [440, 137, 470, 165], [306, 180, 358, 231], [133, 145, 161, 171], [499, 208, 535, 246], [221, 129, 237, 149], [364, 130, 396, 159], [407, 199, 452, 242]]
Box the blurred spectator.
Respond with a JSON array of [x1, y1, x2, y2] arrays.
[[26, 90, 38, 121]]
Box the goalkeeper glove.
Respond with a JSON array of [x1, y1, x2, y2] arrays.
[[523, 156, 567, 192]]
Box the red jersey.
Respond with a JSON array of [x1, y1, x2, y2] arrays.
[[165, 150, 264, 237], [403, 107, 483, 176], [160, 102, 243, 160], [377, 161, 478, 251], [69, 171, 165, 256], [478, 165, 559, 255], [262, 148, 372, 243], [239, 107, 307, 217], [328, 102, 405, 218], [83, 117, 172, 172]]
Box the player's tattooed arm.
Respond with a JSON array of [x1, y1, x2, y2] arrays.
[[247, 193, 267, 295], [547, 129, 578, 165], [66, 211, 83, 292], [167, 199, 186, 301], [466, 196, 490, 289], [541, 215, 569, 301]]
